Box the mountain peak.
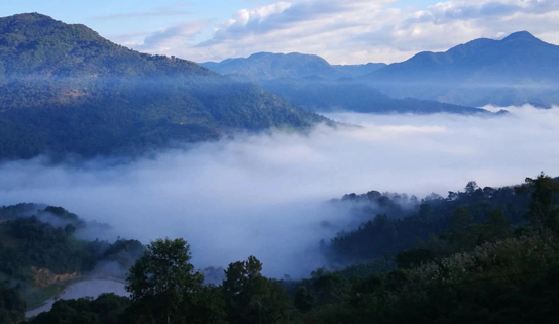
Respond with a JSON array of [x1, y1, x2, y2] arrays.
[[248, 52, 317, 60], [12, 12, 51, 18], [2, 12, 57, 23], [502, 31, 539, 42], [0, 12, 98, 40], [249, 52, 276, 59]]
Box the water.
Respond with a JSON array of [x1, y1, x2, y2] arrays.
[[26, 279, 129, 318]]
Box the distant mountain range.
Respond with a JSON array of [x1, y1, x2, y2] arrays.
[[365, 31, 559, 107], [1, 14, 543, 160], [202, 53, 493, 115], [203, 31, 559, 110], [0, 13, 325, 160], [201, 52, 386, 80], [255, 78, 492, 115]]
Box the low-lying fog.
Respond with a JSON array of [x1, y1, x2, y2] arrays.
[[1, 105, 558, 277]]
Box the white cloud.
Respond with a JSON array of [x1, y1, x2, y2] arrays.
[[124, 0, 559, 64], [96, 9, 191, 20], [1, 106, 558, 277], [136, 20, 209, 53]]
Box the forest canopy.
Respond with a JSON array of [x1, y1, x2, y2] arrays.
[[1, 173, 557, 324]]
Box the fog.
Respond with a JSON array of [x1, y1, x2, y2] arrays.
[[1, 105, 558, 278]]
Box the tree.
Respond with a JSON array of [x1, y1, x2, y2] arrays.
[[294, 287, 315, 313], [449, 207, 475, 250], [0, 282, 25, 324], [396, 248, 435, 269], [222, 256, 291, 324], [29, 294, 132, 324], [464, 181, 479, 195], [125, 238, 204, 324], [522, 173, 559, 232]]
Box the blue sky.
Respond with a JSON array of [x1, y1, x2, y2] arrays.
[[0, 0, 437, 39], [1, 0, 558, 64]]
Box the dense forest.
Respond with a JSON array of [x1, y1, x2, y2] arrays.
[[0, 13, 326, 160], [1, 173, 557, 323], [0, 204, 143, 281], [257, 78, 495, 115], [0, 204, 143, 321], [325, 180, 532, 264]]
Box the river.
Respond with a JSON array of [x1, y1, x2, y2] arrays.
[[26, 279, 129, 318]]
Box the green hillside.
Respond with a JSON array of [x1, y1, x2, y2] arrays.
[[0, 13, 326, 159]]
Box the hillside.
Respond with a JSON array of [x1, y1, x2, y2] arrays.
[[259, 78, 492, 114], [333, 63, 386, 78], [202, 52, 494, 115], [0, 203, 143, 314], [201, 52, 352, 80], [366, 31, 559, 107], [201, 52, 387, 80], [0, 13, 326, 160]]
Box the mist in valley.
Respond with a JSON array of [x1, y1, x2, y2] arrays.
[[1, 105, 558, 278]]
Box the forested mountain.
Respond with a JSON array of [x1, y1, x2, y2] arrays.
[[0, 203, 143, 317], [202, 52, 495, 115], [0, 13, 326, 160], [326, 180, 534, 264], [201, 52, 386, 80], [259, 78, 493, 114], [365, 31, 559, 107], [201, 32, 559, 112], [332, 63, 387, 78], [0, 204, 143, 281]]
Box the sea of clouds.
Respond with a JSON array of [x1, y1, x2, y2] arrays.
[[1, 105, 558, 277]]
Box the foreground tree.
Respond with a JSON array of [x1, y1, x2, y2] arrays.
[[125, 238, 205, 324], [523, 173, 559, 232], [222, 256, 292, 324], [29, 294, 132, 324]]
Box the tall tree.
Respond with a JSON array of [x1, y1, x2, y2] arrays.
[[521, 173, 559, 232], [125, 238, 204, 324], [222, 256, 292, 324]]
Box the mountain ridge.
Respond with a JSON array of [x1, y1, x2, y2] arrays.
[[202, 51, 493, 115], [365, 31, 559, 107], [200, 52, 386, 80], [0, 13, 326, 160]]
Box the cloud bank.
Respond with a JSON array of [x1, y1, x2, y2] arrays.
[[119, 0, 559, 64], [1, 106, 558, 277]]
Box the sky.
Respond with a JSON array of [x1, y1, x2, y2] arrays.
[[1, 0, 558, 64]]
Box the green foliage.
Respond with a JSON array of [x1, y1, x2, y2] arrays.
[[222, 256, 292, 324], [0, 281, 26, 324], [395, 248, 434, 269], [11, 174, 559, 323], [0, 217, 97, 279], [297, 174, 559, 324], [125, 238, 210, 324], [294, 287, 315, 313], [328, 183, 530, 263], [28, 294, 131, 324], [0, 214, 143, 283], [334, 260, 397, 278], [0, 13, 326, 160], [521, 173, 559, 232], [0, 203, 144, 318], [0, 203, 41, 222]]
